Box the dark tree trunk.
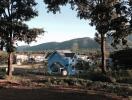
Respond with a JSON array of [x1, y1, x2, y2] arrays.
[[0, 41, 4, 50], [7, 52, 12, 77], [101, 33, 106, 73]]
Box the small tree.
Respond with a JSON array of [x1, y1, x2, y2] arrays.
[[0, 0, 44, 77]]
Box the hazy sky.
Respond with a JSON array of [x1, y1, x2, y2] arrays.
[[20, 0, 96, 46]]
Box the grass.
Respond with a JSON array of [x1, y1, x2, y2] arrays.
[[1, 64, 132, 97], [27, 76, 132, 97]]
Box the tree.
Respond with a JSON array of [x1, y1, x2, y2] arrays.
[[109, 0, 130, 48], [43, 0, 120, 73], [0, 0, 44, 77]]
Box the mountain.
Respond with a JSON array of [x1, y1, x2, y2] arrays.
[[16, 45, 29, 52], [17, 37, 100, 52]]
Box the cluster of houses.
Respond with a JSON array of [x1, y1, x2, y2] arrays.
[[15, 50, 97, 76], [15, 52, 46, 65]]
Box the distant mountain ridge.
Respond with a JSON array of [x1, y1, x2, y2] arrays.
[[17, 37, 100, 52]]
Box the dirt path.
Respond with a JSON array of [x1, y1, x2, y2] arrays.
[[0, 87, 124, 100]]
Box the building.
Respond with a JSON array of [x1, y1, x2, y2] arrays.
[[47, 50, 77, 76], [15, 52, 46, 65]]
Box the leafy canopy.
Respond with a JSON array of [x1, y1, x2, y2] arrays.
[[0, 0, 44, 52]]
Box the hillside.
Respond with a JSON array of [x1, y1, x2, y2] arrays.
[[17, 37, 100, 52]]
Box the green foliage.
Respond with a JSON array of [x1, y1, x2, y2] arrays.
[[0, 67, 6, 79], [110, 49, 132, 70], [76, 60, 90, 71], [0, 0, 44, 76], [117, 77, 132, 84], [0, 51, 8, 64], [34, 76, 132, 96], [88, 72, 116, 83], [108, 70, 132, 84], [77, 70, 116, 83], [0, 0, 44, 52]]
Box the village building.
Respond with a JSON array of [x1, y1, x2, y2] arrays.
[[47, 50, 78, 76]]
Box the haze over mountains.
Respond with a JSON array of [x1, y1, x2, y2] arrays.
[[17, 37, 100, 52]]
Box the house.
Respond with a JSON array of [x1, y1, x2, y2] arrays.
[[29, 53, 45, 62], [47, 50, 78, 76], [16, 53, 28, 64], [15, 52, 46, 65], [77, 54, 89, 62]]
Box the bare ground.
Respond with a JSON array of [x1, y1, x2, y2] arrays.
[[0, 64, 130, 100], [0, 82, 124, 100]]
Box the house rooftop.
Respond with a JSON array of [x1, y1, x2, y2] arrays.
[[56, 50, 72, 53], [64, 53, 75, 58], [48, 50, 76, 59]]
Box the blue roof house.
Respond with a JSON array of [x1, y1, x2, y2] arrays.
[[47, 50, 77, 76]]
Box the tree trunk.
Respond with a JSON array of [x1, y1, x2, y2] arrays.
[[7, 52, 12, 77], [101, 33, 106, 73], [0, 41, 4, 50]]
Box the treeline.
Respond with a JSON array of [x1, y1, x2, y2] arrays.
[[110, 48, 132, 70]]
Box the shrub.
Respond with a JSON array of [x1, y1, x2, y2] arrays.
[[0, 67, 6, 79], [89, 73, 116, 83], [117, 77, 132, 84], [0, 52, 8, 65], [110, 49, 132, 70]]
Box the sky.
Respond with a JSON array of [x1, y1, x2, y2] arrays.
[[20, 0, 96, 46]]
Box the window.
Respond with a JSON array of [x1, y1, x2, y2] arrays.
[[72, 66, 75, 70], [65, 64, 68, 66]]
